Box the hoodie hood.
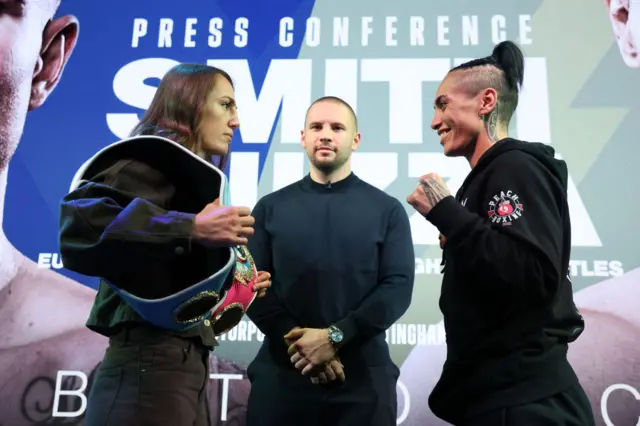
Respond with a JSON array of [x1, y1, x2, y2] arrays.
[[466, 138, 569, 191]]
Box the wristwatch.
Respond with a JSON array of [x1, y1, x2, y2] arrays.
[[328, 325, 344, 346]]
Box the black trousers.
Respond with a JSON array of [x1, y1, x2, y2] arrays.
[[246, 363, 399, 426], [85, 326, 212, 426], [462, 385, 596, 426]]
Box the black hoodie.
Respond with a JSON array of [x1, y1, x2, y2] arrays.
[[425, 138, 585, 423]]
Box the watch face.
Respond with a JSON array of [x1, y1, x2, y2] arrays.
[[331, 330, 343, 343]]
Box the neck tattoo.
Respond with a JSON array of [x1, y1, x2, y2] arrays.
[[485, 110, 499, 142]]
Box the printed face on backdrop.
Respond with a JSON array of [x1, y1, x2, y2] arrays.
[[0, 0, 78, 170], [605, 0, 640, 68], [430, 71, 498, 157], [199, 75, 240, 156], [301, 100, 360, 173]]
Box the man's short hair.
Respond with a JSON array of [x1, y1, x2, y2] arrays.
[[305, 96, 358, 130]]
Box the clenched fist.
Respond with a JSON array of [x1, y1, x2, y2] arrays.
[[407, 173, 452, 217], [192, 198, 254, 247]]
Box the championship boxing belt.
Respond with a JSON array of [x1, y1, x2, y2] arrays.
[[68, 135, 245, 332], [210, 244, 259, 336]]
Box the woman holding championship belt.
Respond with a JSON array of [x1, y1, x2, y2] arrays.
[[58, 64, 270, 426]]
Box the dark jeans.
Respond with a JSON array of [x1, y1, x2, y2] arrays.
[[462, 384, 596, 426], [85, 326, 212, 426], [246, 363, 399, 426]]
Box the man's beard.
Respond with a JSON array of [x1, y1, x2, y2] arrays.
[[314, 161, 336, 174], [311, 154, 346, 174]]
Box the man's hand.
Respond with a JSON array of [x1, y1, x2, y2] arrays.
[[309, 356, 346, 385], [254, 271, 271, 298], [192, 198, 254, 247], [285, 328, 345, 384], [284, 326, 301, 348], [290, 350, 346, 385], [407, 173, 452, 217], [284, 328, 336, 375]]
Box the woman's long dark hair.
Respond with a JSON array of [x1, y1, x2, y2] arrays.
[[130, 63, 234, 170]]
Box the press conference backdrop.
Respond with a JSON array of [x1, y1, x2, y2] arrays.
[[2, 0, 638, 425]]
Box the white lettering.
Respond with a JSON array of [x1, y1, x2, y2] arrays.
[[184, 18, 197, 48], [517, 58, 602, 247], [361, 17, 373, 46], [360, 58, 451, 144], [106, 57, 601, 247], [325, 59, 358, 112], [107, 58, 178, 139], [207, 59, 311, 144], [519, 14, 533, 45], [279, 17, 294, 47], [131, 16, 534, 49], [305, 17, 321, 47], [600, 383, 640, 426], [437, 16, 450, 46], [210, 374, 244, 421], [386, 323, 435, 346], [427, 322, 446, 345], [517, 58, 552, 144], [273, 152, 305, 192], [415, 257, 442, 275], [208, 18, 223, 48], [37, 252, 52, 268], [158, 18, 174, 48], [397, 380, 410, 424], [491, 15, 506, 44], [462, 15, 479, 46], [52, 371, 88, 417], [333, 17, 349, 46], [593, 260, 609, 277], [229, 152, 259, 209], [569, 260, 625, 277], [608, 260, 624, 277], [409, 16, 425, 46], [235, 17, 249, 48], [387, 324, 427, 345], [246, 320, 262, 341], [225, 321, 248, 341], [352, 153, 397, 191], [37, 253, 64, 269], [131, 18, 148, 47], [386, 16, 398, 47], [216, 320, 264, 341], [49, 370, 256, 420]]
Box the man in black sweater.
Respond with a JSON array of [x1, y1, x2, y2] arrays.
[[245, 96, 415, 426], [406, 41, 595, 425]]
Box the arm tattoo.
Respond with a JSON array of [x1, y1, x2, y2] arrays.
[[484, 109, 499, 142], [420, 178, 450, 207]]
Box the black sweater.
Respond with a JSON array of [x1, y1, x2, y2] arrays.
[[426, 138, 585, 423], [246, 173, 415, 369]]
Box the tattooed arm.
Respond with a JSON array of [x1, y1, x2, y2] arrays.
[[413, 151, 566, 301], [406, 173, 453, 217]]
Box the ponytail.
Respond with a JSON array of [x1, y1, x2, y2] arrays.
[[491, 41, 525, 91]]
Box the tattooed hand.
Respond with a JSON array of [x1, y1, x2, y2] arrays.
[[406, 173, 452, 216]]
